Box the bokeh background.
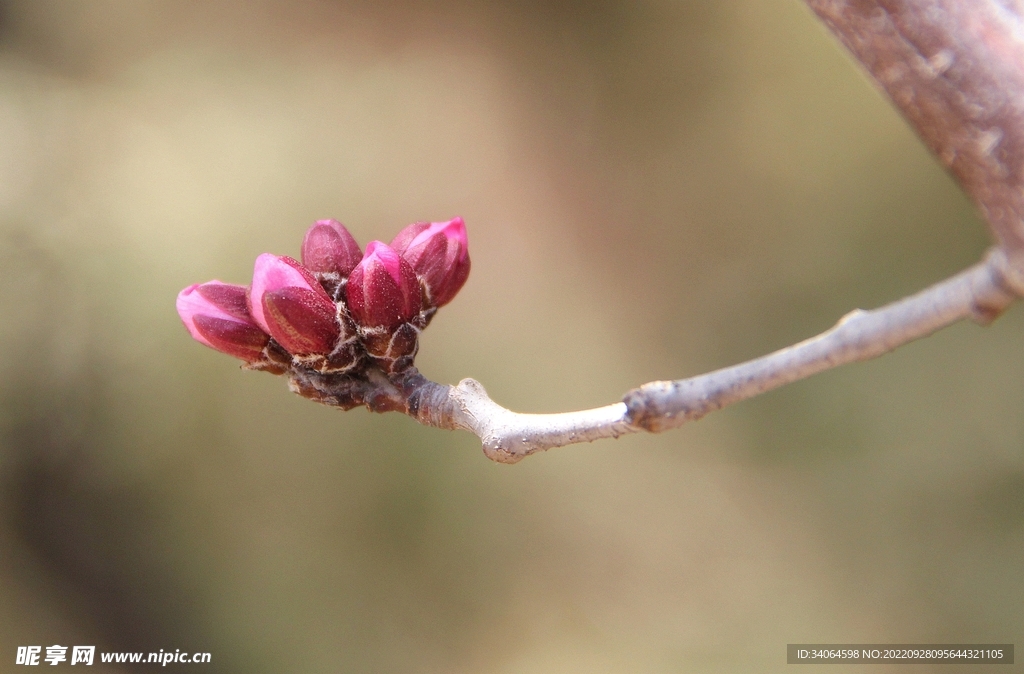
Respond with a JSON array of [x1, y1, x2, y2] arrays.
[[0, 1, 1021, 672]]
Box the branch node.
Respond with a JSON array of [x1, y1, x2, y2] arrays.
[[623, 380, 704, 433], [971, 247, 1024, 324], [837, 308, 867, 325]]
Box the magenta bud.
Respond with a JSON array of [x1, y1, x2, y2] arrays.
[[176, 281, 270, 362], [300, 219, 362, 278], [346, 241, 422, 330], [248, 254, 341, 356], [390, 216, 470, 308]]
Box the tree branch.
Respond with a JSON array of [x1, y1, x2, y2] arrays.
[[293, 248, 1022, 463], [621, 248, 1023, 435], [804, 0, 1024, 256]]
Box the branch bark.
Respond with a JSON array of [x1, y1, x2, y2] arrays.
[[389, 248, 1020, 463], [804, 0, 1024, 256], [621, 248, 1023, 434], [293, 0, 1024, 462]]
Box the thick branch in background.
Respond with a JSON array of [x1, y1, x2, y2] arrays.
[[805, 0, 1024, 256]]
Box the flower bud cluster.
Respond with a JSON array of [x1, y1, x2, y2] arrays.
[[177, 218, 470, 377]]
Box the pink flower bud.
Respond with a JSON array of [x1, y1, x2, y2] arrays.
[[248, 254, 341, 356], [346, 241, 421, 329], [300, 219, 362, 278], [390, 216, 470, 308], [176, 281, 270, 362]]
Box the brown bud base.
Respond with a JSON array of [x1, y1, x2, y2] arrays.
[[243, 324, 428, 414], [291, 325, 363, 374], [242, 341, 293, 375], [292, 349, 360, 375], [288, 370, 368, 410], [358, 322, 420, 374], [287, 365, 429, 414], [325, 335, 363, 372], [289, 305, 364, 374]]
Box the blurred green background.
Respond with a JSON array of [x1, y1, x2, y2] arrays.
[[0, 1, 1021, 672]]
